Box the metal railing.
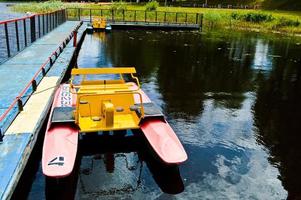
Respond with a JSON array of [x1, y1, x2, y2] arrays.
[[0, 10, 66, 64], [66, 8, 203, 26], [0, 21, 82, 142], [161, 2, 260, 9]]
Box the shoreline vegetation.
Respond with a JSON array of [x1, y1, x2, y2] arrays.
[[9, 1, 301, 36]]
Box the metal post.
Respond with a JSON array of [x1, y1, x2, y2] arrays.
[[32, 80, 37, 91], [164, 12, 166, 23], [123, 10, 125, 22], [38, 15, 41, 38], [49, 13, 52, 31], [42, 15, 45, 35], [78, 8, 80, 21], [15, 21, 20, 51], [90, 9, 92, 23], [134, 10, 136, 22], [175, 13, 178, 23], [49, 13, 51, 31], [48, 13, 50, 31], [155, 11, 157, 22], [46, 13, 49, 32], [185, 13, 187, 24], [4, 23, 10, 57], [42, 68, 46, 76], [23, 19, 27, 47], [17, 99, 23, 112], [60, 10, 62, 23], [64, 9, 66, 22], [57, 11, 59, 25], [200, 13, 203, 31], [50, 57, 53, 66], [30, 16, 36, 43], [56, 11, 58, 26], [145, 11, 147, 23], [112, 9, 114, 22], [54, 12, 56, 27], [73, 30, 77, 47], [196, 13, 199, 24], [101, 9, 103, 17], [0, 130, 3, 142], [52, 13, 55, 29]]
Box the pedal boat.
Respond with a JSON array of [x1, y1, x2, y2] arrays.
[[42, 67, 187, 178]]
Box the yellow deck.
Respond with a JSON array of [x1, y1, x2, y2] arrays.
[[6, 77, 59, 134]]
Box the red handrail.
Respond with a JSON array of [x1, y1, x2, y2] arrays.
[[0, 23, 79, 123], [0, 44, 60, 122]]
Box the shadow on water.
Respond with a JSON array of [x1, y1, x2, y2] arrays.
[[77, 133, 184, 197]]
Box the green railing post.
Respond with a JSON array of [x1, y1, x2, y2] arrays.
[[145, 11, 147, 23], [175, 12, 178, 23], [164, 12, 166, 23], [196, 13, 199, 24], [134, 10, 136, 22]]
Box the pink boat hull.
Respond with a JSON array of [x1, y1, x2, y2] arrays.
[[133, 86, 188, 164], [141, 119, 188, 164], [42, 84, 78, 178]]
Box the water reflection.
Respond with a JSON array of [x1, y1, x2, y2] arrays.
[[76, 133, 185, 199], [254, 45, 301, 199], [13, 30, 301, 199], [77, 30, 300, 199]]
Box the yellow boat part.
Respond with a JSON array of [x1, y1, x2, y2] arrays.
[[92, 17, 107, 29], [70, 67, 144, 133]]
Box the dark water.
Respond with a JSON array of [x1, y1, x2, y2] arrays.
[[0, 3, 27, 64], [14, 30, 301, 199], [0, 3, 23, 21]]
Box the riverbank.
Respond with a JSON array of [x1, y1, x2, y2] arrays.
[[9, 1, 301, 36]]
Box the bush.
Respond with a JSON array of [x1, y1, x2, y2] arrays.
[[231, 12, 274, 23], [277, 17, 300, 27], [205, 12, 222, 30], [110, 1, 127, 11], [145, 1, 159, 11], [12, 0, 65, 13]]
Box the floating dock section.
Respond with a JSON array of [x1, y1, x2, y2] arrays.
[[0, 21, 86, 200], [66, 8, 203, 31]]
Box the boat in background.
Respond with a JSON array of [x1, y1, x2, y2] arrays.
[[86, 17, 112, 33], [42, 67, 187, 178]]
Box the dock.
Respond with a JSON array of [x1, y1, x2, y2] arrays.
[[67, 8, 203, 31], [0, 12, 86, 199]]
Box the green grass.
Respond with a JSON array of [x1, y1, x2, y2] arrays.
[[10, 1, 301, 35]]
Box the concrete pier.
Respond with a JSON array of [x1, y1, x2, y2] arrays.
[[0, 21, 86, 200]]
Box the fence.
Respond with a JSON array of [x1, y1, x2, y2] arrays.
[[0, 21, 82, 142], [66, 8, 203, 26], [161, 2, 260, 9], [0, 10, 66, 64]]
